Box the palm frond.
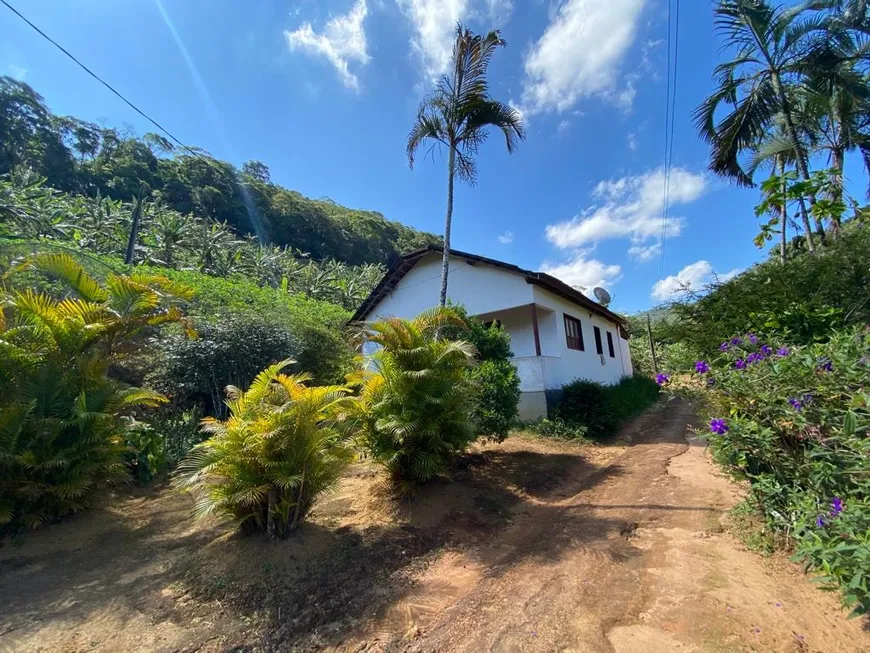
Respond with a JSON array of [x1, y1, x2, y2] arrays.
[[9, 252, 108, 302]]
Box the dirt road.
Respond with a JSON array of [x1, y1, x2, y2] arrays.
[[361, 399, 870, 653], [1, 398, 868, 652]]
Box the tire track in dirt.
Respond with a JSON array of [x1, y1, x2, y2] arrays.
[[362, 398, 870, 653]]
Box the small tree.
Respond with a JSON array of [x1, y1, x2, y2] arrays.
[[174, 361, 353, 538], [351, 307, 477, 489]]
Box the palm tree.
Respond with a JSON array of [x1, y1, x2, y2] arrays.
[[0, 253, 192, 534], [145, 209, 196, 267], [695, 0, 829, 236], [174, 360, 353, 538], [800, 35, 870, 220], [407, 25, 525, 306], [349, 307, 477, 488]]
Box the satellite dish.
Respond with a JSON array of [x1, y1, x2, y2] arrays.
[[593, 287, 612, 307]]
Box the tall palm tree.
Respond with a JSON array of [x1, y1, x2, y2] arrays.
[[800, 35, 870, 218], [695, 0, 828, 235], [407, 25, 525, 306]]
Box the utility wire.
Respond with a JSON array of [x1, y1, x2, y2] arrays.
[[658, 0, 673, 279], [658, 0, 682, 279], [1, 0, 207, 163]]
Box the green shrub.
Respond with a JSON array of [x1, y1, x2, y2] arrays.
[[148, 315, 301, 417], [125, 407, 204, 484], [174, 361, 353, 538], [687, 328, 870, 616], [351, 308, 477, 488], [551, 375, 660, 440], [657, 222, 870, 358], [605, 375, 661, 421], [470, 360, 521, 442], [522, 418, 590, 441], [443, 305, 520, 441], [552, 380, 618, 439], [0, 254, 189, 536]]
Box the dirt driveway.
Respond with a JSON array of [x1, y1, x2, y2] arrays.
[[1, 398, 868, 652]]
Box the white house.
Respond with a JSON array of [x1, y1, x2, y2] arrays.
[[351, 246, 633, 421]]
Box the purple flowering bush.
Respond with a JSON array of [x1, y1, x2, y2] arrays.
[[688, 328, 870, 616]]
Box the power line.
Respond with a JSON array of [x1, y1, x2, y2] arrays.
[[1, 0, 205, 162], [658, 0, 673, 279], [658, 0, 681, 279]]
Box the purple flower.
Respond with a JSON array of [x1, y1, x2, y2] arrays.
[[760, 344, 773, 357], [816, 515, 826, 528], [817, 357, 833, 373], [706, 377, 717, 388], [710, 418, 729, 435], [803, 393, 814, 404], [830, 497, 844, 517], [747, 333, 759, 345], [695, 360, 710, 374], [788, 397, 803, 411], [720, 341, 731, 352], [730, 336, 743, 346], [776, 347, 790, 357], [746, 352, 763, 364], [735, 358, 747, 370], [655, 373, 670, 386]]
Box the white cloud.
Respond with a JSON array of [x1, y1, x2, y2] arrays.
[[627, 131, 638, 151], [497, 230, 514, 244], [541, 254, 622, 291], [485, 0, 513, 26], [627, 242, 660, 262], [6, 64, 27, 80], [520, 0, 649, 114], [651, 260, 742, 301], [396, 0, 470, 81], [285, 0, 370, 91], [545, 167, 708, 250], [557, 119, 570, 134]]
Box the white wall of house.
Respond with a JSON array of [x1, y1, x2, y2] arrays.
[[362, 254, 633, 413], [532, 286, 632, 387], [370, 253, 534, 320]]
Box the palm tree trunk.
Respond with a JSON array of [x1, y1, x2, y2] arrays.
[[439, 145, 456, 307], [124, 196, 143, 265], [778, 157, 787, 265], [830, 96, 844, 236], [266, 488, 277, 538], [798, 195, 816, 253], [770, 71, 824, 239]]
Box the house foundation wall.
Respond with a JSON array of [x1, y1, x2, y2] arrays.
[[517, 391, 548, 421]]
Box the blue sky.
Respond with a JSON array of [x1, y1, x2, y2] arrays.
[[1, 0, 864, 313]]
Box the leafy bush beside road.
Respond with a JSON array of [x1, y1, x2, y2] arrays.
[[551, 375, 660, 440], [672, 329, 870, 617]]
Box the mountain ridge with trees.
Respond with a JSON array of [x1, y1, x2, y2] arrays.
[[0, 75, 439, 268]]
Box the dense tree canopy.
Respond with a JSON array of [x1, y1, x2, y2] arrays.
[[0, 76, 438, 266]]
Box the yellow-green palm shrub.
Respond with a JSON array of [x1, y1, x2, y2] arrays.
[[350, 307, 477, 488], [0, 253, 191, 536], [173, 361, 353, 538]]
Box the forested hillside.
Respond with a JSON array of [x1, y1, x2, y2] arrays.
[[0, 76, 438, 266]]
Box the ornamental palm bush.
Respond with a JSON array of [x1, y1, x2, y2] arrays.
[[672, 328, 870, 616], [173, 361, 353, 538], [350, 307, 477, 488], [0, 253, 190, 536]]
